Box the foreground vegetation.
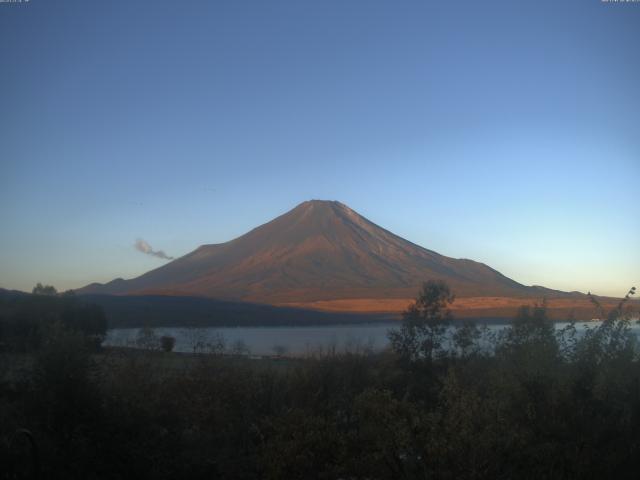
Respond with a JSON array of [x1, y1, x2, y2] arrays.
[[1, 283, 639, 479]]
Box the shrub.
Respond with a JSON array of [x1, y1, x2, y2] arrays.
[[160, 335, 176, 353]]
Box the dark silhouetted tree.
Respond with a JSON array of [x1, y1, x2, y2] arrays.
[[388, 280, 455, 362], [32, 283, 57, 296], [452, 320, 483, 358], [160, 335, 176, 352]]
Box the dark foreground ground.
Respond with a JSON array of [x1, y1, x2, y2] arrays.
[[2, 286, 639, 479], [3, 322, 640, 480]]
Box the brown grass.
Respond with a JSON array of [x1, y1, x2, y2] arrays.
[[278, 296, 633, 321]]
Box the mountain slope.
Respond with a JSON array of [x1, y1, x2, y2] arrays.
[[79, 200, 563, 303]]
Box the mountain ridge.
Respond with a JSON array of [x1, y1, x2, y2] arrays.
[[78, 200, 578, 304]]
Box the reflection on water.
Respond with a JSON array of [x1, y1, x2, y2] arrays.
[[105, 320, 640, 357], [105, 323, 394, 356]]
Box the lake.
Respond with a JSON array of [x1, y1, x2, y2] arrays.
[[105, 320, 640, 356]]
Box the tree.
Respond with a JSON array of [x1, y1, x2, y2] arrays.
[[160, 335, 176, 353], [135, 326, 159, 350], [574, 287, 638, 365], [452, 320, 482, 358], [495, 302, 560, 374], [186, 327, 207, 354], [388, 280, 455, 362], [32, 283, 57, 296]]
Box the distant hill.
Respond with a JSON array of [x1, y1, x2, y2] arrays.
[[2, 288, 633, 328], [0, 288, 29, 299], [79, 200, 575, 305], [81, 294, 394, 328], [0, 288, 394, 328]]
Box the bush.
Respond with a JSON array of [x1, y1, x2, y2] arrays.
[[160, 335, 176, 353]]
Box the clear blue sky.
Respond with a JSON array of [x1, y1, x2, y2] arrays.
[[1, 0, 638, 297]]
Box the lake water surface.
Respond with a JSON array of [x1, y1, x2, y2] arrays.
[[105, 320, 640, 356]]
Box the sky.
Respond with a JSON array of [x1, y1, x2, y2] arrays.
[[1, 0, 638, 297]]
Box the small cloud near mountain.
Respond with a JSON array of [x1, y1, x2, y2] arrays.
[[75, 201, 596, 318], [92, 200, 538, 301], [134, 239, 174, 260]]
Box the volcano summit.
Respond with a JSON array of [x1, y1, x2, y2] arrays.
[[80, 200, 582, 317]]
